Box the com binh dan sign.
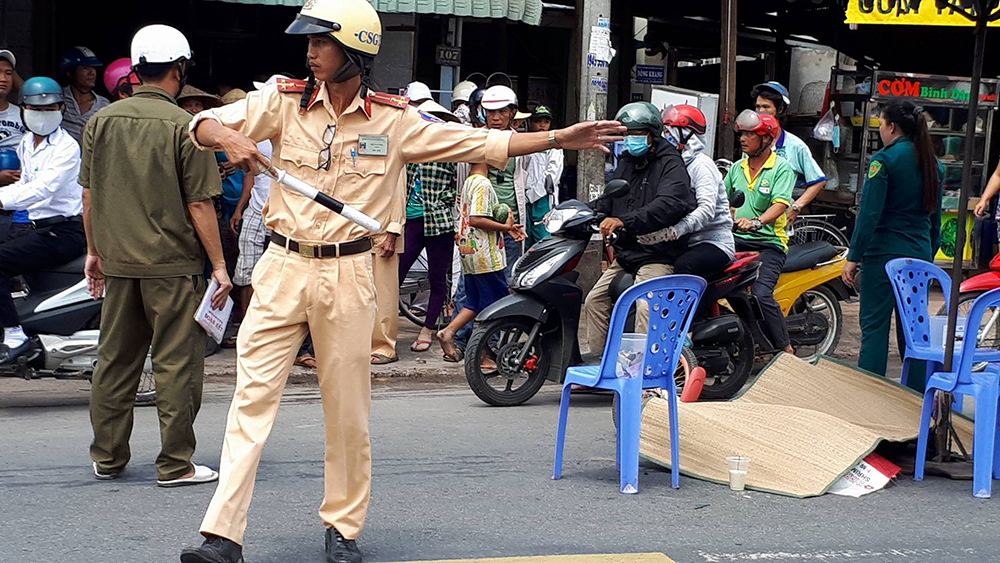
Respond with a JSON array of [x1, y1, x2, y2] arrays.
[[872, 71, 999, 108]]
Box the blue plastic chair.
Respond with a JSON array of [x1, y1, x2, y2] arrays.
[[915, 287, 1000, 498], [553, 274, 706, 494], [885, 258, 953, 388], [886, 258, 1000, 402]]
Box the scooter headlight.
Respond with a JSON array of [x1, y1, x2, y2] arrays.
[[544, 208, 579, 233], [513, 250, 570, 290]]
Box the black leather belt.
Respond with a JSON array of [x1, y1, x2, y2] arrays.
[[33, 215, 82, 228], [270, 233, 372, 258]]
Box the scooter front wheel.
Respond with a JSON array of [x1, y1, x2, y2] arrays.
[[465, 317, 549, 406]]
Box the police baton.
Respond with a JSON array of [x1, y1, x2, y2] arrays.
[[257, 160, 383, 233]]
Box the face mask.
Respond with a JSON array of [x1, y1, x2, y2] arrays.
[[624, 135, 650, 157], [477, 107, 487, 124], [23, 109, 62, 136]]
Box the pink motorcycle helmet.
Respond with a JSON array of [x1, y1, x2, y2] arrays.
[[103, 57, 133, 95]]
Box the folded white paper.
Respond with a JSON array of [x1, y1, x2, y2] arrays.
[[194, 279, 233, 344]]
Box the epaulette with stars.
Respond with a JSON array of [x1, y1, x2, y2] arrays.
[[275, 78, 308, 93], [368, 91, 409, 109]]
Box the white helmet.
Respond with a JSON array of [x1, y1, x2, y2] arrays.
[[481, 85, 518, 111], [131, 24, 192, 66], [404, 81, 433, 102], [452, 80, 477, 103]]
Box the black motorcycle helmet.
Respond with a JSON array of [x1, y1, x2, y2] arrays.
[[469, 86, 488, 127]]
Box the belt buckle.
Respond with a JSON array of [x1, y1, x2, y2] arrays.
[[297, 243, 318, 258]]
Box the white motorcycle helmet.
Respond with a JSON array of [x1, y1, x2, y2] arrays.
[[480, 85, 518, 111], [130, 24, 192, 67], [452, 80, 477, 104], [404, 81, 433, 103]]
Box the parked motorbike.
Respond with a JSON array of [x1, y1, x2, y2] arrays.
[[938, 251, 1000, 355], [464, 180, 632, 406], [0, 254, 156, 405]]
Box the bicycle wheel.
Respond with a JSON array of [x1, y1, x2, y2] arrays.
[[787, 218, 850, 247]]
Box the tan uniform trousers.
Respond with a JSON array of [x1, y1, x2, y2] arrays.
[[370, 250, 400, 358], [200, 245, 377, 544], [582, 260, 674, 354]]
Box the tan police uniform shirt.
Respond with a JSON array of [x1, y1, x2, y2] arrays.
[[190, 82, 513, 246]]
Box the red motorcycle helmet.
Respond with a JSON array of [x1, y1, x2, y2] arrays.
[[734, 109, 779, 137], [662, 104, 707, 136]]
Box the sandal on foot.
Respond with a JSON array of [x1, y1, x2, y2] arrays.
[[294, 354, 317, 369], [371, 353, 398, 365], [410, 339, 433, 352], [157, 464, 219, 488]]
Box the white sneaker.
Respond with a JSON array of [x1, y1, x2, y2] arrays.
[[157, 464, 219, 488], [93, 461, 122, 480]]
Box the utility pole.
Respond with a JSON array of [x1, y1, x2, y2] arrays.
[[718, 0, 737, 159], [575, 0, 612, 202], [573, 0, 614, 297]]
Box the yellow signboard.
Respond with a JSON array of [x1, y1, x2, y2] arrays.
[[845, 0, 1000, 26]]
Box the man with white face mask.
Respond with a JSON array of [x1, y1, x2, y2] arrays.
[[0, 76, 85, 364]]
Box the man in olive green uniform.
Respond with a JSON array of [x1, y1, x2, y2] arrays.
[[81, 24, 232, 486], [846, 135, 942, 390]]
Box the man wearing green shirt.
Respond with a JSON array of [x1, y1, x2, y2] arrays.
[[480, 84, 524, 283], [81, 25, 231, 487], [725, 110, 796, 355]]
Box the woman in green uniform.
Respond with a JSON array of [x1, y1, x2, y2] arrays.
[[842, 99, 943, 390]]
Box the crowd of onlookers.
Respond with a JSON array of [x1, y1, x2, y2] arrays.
[[371, 74, 564, 364]]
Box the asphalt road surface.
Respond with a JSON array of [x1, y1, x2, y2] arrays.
[[1, 379, 998, 563]]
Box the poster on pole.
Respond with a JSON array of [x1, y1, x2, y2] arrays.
[[844, 0, 1000, 26], [588, 26, 614, 63]]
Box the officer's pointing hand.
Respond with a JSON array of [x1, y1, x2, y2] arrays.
[[218, 129, 269, 176], [556, 121, 626, 154]]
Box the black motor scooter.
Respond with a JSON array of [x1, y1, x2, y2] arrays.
[[464, 180, 631, 406]]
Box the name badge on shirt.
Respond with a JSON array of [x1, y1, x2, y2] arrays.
[[357, 134, 389, 157]]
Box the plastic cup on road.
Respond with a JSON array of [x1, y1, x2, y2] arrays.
[[616, 333, 647, 379], [726, 456, 750, 490]]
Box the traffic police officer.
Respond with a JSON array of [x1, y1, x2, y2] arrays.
[[180, 1, 623, 561], [843, 99, 943, 389]]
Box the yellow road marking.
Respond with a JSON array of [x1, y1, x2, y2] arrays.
[[393, 554, 674, 563]]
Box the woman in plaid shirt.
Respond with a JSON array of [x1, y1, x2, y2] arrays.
[[398, 159, 459, 351]]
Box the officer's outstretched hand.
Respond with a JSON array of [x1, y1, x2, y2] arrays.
[[211, 267, 234, 310], [556, 121, 626, 153]]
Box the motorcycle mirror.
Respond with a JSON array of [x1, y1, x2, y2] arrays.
[[730, 191, 745, 208], [602, 179, 631, 200]]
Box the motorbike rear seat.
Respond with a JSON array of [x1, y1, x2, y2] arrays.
[[724, 252, 760, 273], [48, 253, 88, 275], [782, 241, 839, 273], [703, 252, 760, 287]]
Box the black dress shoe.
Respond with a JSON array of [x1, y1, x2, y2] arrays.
[[325, 527, 362, 563], [0, 340, 31, 365], [180, 535, 243, 563]]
